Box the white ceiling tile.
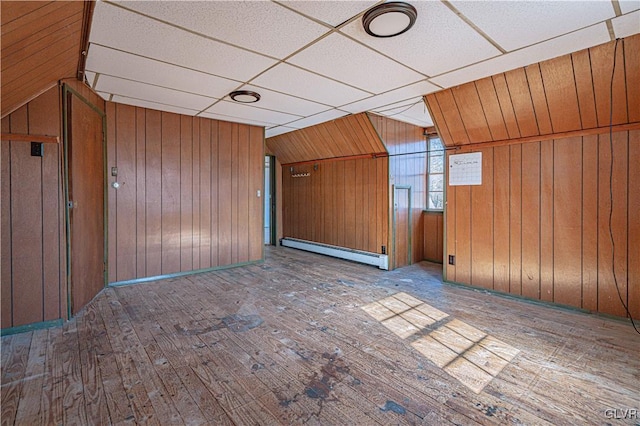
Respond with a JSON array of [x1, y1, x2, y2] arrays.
[[339, 80, 439, 113], [377, 102, 433, 126], [234, 84, 331, 116], [612, 10, 640, 38], [280, 1, 377, 27], [251, 63, 370, 106], [266, 126, 297, 138], [95, 75, 217, 111], [84, 71, 96, 88], [205, 100, 302, 126], [383, 113, 432, 128], [96, 91, 111, 101], [287, 33, 424, 93], [90, 1, 277, 82], [619, 0, 640, 14], [86, 44, 240, 100], [114, 0, 328, 59], [284, 109, 349, 129], [451, 0, 615, 52], [340, 1, 500, 77], [111, 96, 201, 116], [431, 23, 610, 89], [199, 111, 270, 128]]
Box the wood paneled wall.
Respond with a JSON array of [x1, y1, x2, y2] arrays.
[[106, 103, 264, 283], [266, 113, 387, 164], [1, 86, 66, 328], [423, 212, 443, 264], [369, 113, 427, 264], [1, 1, 89, 118], [444, 131, 639, 318], [282, 157, 389, 255], [425, 35, 640, 148]]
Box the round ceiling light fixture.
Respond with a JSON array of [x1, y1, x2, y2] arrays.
[[362, 2, 417, 38], [229, 90, 261, 103]]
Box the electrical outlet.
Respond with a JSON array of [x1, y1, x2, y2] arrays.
[[31, 142, 43, 157], [448, 255, 455, 265]]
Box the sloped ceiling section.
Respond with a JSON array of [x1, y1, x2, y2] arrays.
[[1, 1, 91, 118], [425, 34, 640, 148], [266, 113, 386, 165]]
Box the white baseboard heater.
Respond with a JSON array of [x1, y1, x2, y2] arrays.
[[281, 237, 389, 270]]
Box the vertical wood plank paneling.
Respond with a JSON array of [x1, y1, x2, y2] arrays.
[[199, 119, 211, 269], [135, 107, 146, 278], [581, 135, 598, 311], [591, 40, 627, 127], [144, 109, 162, 277], [524, 63, 553, 135], [553, 137, 582, 306], [521, 142, 540, 299], [435, 90, 469, 145], [10, 105, 44, 326], [106, 102, 117, 282], [335, 161, 345, 248], [445, 156, 456, 281], [248, 126, 263, 261], [312, 162, 323, 242], [1, 119, 12, 327], [217, 121, 232, 266], [344, 160, 356, 250], [474, 78, 509, 141], [625, 36, 640, 123], [539, 55, 582, 133], [424, 94, 453, 146], [115, 104, 136, 281], [160, 112, 181, 275], [209, 120, 219, 267], [191, 118, 200, 270], [509, 144, 522, 295], [452, 83, 492, 143], [28, 87, 60, 321], [455, 186, 471, 284], [493, 146, 510, 293], [237, 124, 250, 263], [379, 158, 388, 256], [597, 132, 628, 317], [231, 124, 239, 264], [571, 49, 598, 129], [628, 130, 640, 319], [180, 115, 193, 271], [492, 74, 521, 139], [470, 148, 493, 288], [504, 68, 539, 137], [539, 140, 554, 302]]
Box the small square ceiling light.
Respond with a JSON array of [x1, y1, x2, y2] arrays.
[[362, 2, 417, 38], [229, 90, 261, 103]]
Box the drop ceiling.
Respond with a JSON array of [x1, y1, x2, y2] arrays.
[[85, 0, 640, 137]]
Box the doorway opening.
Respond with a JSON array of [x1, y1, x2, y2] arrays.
[[393, 185, 412, 269], [264, 155, 276, 245]]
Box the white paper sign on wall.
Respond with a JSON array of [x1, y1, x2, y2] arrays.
[[449, 152, 482, 186]]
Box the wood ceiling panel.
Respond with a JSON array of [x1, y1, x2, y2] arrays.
[[1, 1, 89, 118], [424, 34, 640, 147], [266, 113, 386, 164], [539, 55, 582, 133]]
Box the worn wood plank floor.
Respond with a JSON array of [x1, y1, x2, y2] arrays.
[[2, 247, 639, 425]]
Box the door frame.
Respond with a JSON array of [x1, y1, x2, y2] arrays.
[[392, 184, 412, 269], [265, 155, 277, 245], [62, 83, 107, 318]]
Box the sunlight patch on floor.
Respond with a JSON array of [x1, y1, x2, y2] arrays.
[[361, 292, 519, 394]]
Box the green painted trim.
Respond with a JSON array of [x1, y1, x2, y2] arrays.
[[109, 260, 263, 287], [1, 319, 63, 336], [63, 84, 106, 117]]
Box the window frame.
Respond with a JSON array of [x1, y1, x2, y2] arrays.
[[426, 136, 444, 211]]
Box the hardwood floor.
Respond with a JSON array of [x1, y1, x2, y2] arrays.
[[2, 246, 639, 425]]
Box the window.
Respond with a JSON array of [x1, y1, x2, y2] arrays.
[[427, 137, 444, 210]]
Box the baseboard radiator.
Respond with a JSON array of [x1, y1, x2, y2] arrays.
[[281, 237, 389, 270]]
